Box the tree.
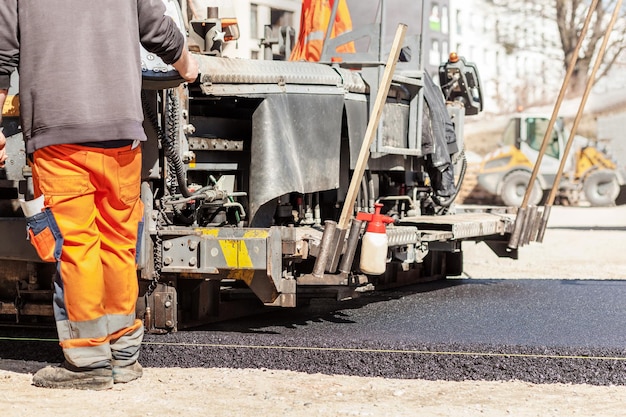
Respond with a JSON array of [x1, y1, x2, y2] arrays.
[[487, 0, 626, 98], [556, 0, 626, 96]]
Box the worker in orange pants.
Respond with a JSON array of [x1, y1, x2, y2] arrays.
[[30, 143, 145, 381], [1, 0, 198, 390]]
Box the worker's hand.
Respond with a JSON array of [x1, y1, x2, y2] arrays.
[[0, 130, 8, 168], [173, 49, 199, 83]]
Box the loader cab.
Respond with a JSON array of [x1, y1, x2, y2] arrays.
[[511, 115, 572, 175], [522, 116, 561, 159], [500, 116, 521, 148]]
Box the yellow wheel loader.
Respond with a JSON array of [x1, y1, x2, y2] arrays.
[[477, 114, 624, 206]]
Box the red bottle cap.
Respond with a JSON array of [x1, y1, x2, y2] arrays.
[[356, 203, 394, 233]]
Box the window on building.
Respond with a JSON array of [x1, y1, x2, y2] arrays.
[[455, 9, 462, 35], [441, 6, 449, 34], [495, 51, 501, 76], [268, 8, 293, 39], [250, 4, 258, 39], [429, 39, 440, 66], [429, 4, 441, 31], [494, 18, 500, 40], [271, 8, 293, 28]]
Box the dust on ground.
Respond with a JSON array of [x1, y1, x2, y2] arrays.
[[2, 365, 626, 417]]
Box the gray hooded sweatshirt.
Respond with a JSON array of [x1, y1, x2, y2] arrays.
[[0, 0, 185, 152]]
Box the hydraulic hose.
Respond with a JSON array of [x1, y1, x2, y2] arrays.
[[141, 90, 191, 198], [141, 89, 194, 225], [164, 89, 192, 198], [432, 151, 467, 209]]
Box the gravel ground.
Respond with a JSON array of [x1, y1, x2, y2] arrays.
[[3, 364, 626, 417], [462, 205, 626, 280], [1, 205, 626, 416]]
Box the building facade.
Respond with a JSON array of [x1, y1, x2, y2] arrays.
[[423, 0, 452, 78], [449, 0, 564, 114]]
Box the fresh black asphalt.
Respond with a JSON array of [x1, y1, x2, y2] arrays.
[[2, 279, 626, 385]]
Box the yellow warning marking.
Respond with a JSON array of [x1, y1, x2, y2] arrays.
[[197, 228, 219, 236], [219, 239, 253, 269], [243, 230, 269, 239], [192, 228, 264, 274], [219, 239, 239, 267]]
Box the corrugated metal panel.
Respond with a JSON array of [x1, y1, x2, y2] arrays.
[[197, 55, 343, 86], [399, 212, 515, 240]]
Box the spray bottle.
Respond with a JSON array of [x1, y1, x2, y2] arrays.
[[356, 203, 395, 275]]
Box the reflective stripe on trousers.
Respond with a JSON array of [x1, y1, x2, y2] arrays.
[[31, 143, 144, 369]]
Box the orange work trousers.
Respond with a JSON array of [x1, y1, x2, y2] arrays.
[[29, 143, 144, 369]]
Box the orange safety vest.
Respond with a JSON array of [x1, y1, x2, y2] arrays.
[[289, 0, 356, 62]]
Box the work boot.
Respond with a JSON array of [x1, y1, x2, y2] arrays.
[[112, 361, 143, 384], [32, 362, 113, 390]]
